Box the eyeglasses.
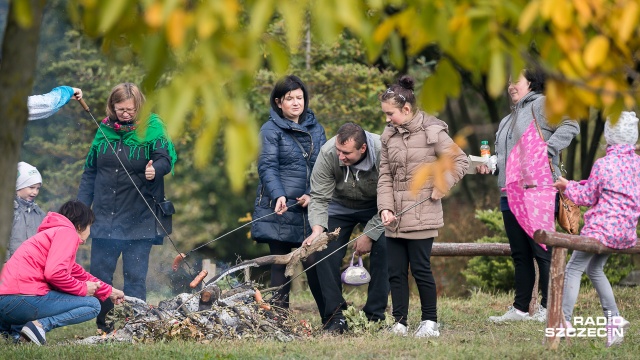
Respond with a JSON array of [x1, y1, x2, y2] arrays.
[[115, 107, 136, 115]]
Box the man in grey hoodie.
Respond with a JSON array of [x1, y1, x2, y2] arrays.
[[303, 122, 389, 333]]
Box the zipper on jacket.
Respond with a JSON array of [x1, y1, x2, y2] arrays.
[[258, 185, 265, 204], [506, 107, 519, 141], [291, 128, 312, 237], [114, 139, 123, 217], [303, 211, 307, 239], [291, 129, 313, 190]]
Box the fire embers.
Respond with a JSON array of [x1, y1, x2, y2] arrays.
[[75, 283, 312, 344]]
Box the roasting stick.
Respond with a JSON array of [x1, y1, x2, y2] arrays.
[[171, 199, 305, 271]]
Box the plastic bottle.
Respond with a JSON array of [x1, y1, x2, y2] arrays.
[[480, 140, 491, 158]]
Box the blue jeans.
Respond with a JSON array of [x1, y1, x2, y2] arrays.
[[90, 238, 153, 330], [0, 291, 100, 337]]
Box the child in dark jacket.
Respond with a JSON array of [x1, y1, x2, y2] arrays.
[[554, 111, 640, 347]]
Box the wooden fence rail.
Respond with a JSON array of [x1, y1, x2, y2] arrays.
[[206, 242, 514, 297], [533, 230, 640, 350], [431, 243, 511, 256]]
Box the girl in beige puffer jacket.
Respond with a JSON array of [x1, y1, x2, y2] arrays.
[[378, 75, 469, 338]]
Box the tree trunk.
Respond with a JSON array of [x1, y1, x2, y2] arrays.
[[445, 98, 475, 204], [564, 138, 577, 180], [579, 120, 589, 178], [305, 22, 311, 70], [585, 111, 606, 178], [0, 0, 47, 266], [477, 75, 502, 124], [577, 110, 606, 179]]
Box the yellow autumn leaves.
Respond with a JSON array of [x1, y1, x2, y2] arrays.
[[142, 0, 240, 48], [411, 156, 457, 196], [66, 0, 640, 192], [520, 0, 640, 122]]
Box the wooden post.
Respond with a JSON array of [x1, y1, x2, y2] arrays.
[[429, 243, 541, 315], [534, 230, 640, 349], [544, 247, 567, 350], [529, 259, 539, 316]]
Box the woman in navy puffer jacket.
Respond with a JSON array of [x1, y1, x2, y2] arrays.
[[251, 75, 326, 310]]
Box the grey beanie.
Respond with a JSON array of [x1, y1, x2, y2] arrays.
[[16, 162, 42, 191], [605, 111, 639, 146]]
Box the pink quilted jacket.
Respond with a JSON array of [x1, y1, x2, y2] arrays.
[[565, 144, 640, 249]]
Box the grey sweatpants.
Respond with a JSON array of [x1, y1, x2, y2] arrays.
[[562, 250, 620, 321]]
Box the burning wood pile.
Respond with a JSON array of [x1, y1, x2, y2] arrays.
[[76, 229, 339, 344], [76, 285, 310, 344]]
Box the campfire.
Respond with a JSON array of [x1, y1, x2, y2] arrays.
[[76, 230, 338, 344]]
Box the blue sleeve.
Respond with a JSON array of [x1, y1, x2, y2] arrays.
[[258, 127, 286, 200], [27, 86, 75, 120]]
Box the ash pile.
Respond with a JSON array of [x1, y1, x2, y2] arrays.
[[75, 229, 339, 344], [76, 283, 312, 344]]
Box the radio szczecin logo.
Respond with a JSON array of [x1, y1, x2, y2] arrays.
[[544, 313, 624, 339]]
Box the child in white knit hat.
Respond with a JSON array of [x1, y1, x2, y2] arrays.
[[7, 162, 46, 260], [554, 111, 640, 347]]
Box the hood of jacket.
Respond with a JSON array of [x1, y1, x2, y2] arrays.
[[511, 91, 539, 111], [342, 131, 378, 181], [15, 196, 39, 211], [494, 92, 541, 192], [37, 212, 78, 238], [269, 108, 318, 133], [494, 91, 579, 193], [9, 197, 46, 260], [407, 111, 447, 133]]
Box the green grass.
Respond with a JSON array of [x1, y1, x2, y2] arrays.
[[1, 287, 639, 359]]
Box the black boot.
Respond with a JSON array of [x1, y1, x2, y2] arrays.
[[324, 317, 348, 334]]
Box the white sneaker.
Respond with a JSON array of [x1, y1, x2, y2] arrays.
[[414, 320, 440, 338], [488, 306, 529, 323], [527, 306, 547, 323], [20, 321, 46, 345], [391, 323, 408, 336], [606, 316, 630, 347]]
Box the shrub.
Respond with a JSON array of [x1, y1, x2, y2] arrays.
[[463, 209, 515, 291], [464, 207, 636, 293]]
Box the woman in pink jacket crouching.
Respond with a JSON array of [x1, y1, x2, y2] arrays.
[[0, 200, 124, 345]]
